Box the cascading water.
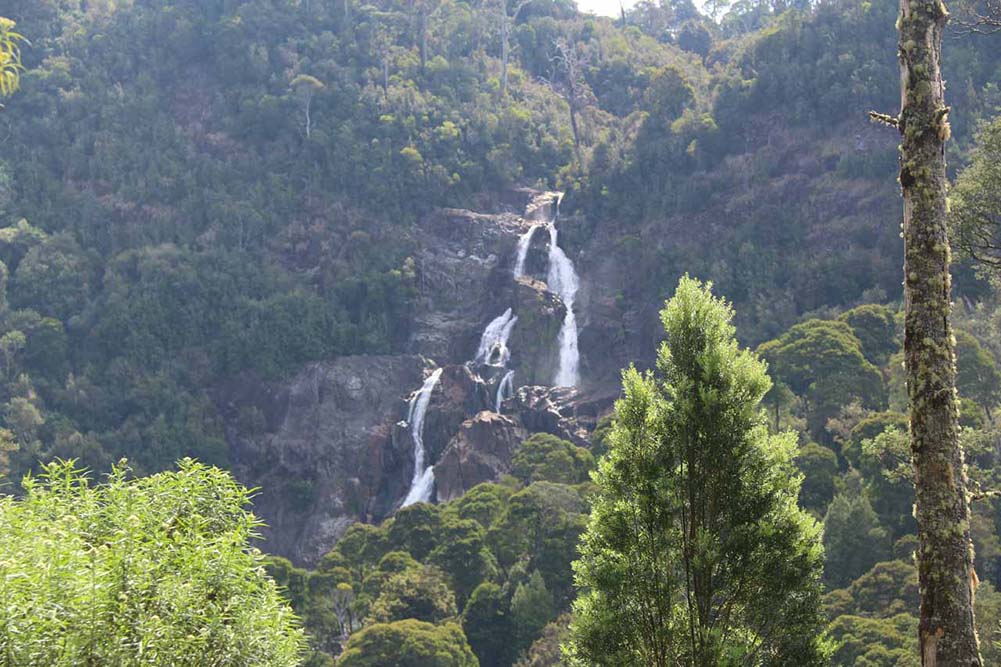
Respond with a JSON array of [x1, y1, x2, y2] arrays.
[[513, 225, 537, 279], [495, 370, 515, 412], [402, 367, 443, 507], [546, 215, 580, 387], [474, 308, 518, 367], [399, 191, 580, 508]]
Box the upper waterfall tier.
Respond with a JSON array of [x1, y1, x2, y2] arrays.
[[547, 220, 580, 387]]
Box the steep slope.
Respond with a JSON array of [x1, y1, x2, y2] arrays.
[[0, 0, 998, 563]]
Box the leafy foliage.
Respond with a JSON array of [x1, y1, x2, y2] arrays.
[[951, 117, 1001, 271], [0, 459, 304, 665], [759, 319, 885, 439], [0, 17, 22, 98], [510, 432, 593, 484], [339, 619, 479, 667], [568, 277, 830, 666]]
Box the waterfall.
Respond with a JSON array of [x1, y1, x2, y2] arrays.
[[402, 367, 443, 507], [495, 370, 515, 412], [547, 221, 580, 387], [513, 225, 538, 279], [474, 308, 519, 367]]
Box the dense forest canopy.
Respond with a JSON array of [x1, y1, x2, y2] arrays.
[[0, 0, 1001, 664], [0, 0, 995, 483]]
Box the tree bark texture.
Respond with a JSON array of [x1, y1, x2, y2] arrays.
[[898, 0, 982, 663]]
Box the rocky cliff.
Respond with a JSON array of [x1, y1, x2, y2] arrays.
[[216, 189, 617, 565]]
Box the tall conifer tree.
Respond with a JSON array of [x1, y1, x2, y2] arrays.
[[568, 277, 829, 666]]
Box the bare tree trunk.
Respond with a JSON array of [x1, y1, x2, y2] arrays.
[[568, 102, 581, 155], [304, 96, 312, 139], [897, 0, 982, 663], [420, 9, 428, 72], [501, 20, 510, 95], [500, 0, 529, 96]]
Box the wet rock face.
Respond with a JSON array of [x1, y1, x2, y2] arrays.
[[215, 355, 427, 565], [505, 277, 565, 387], [434, 411, 527, 503], [216, 188, 625, 566], [410, 207, 530, 362], [421, 365, 492, 463]]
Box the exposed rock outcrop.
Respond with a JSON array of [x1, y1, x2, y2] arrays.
[[505, 277, 565, 387], [434, 411, 527, 502], [410, 207, 530, 362], [215, 355, 427, 564]]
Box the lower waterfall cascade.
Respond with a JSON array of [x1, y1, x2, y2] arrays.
[[495, 370, 515, 412], [401, 367, 443, 507]]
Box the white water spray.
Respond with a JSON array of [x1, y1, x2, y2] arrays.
[[513, 225, 538, 279], [495, 370, 515, 413], [402, 368, 443, 507], [474, 308, 518, 367], [547, 213, 580, 387]]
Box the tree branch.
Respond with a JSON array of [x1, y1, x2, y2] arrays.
[[869, 110, 900, 128]]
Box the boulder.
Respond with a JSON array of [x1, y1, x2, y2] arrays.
[[434, 411, 528, 502]]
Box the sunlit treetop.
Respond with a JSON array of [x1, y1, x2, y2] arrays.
[[0, 17, 24, 98]]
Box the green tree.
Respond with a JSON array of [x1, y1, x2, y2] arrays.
[[509, 570, 556, 656], [842, 410, 908, 469], [822, 492, 892, 589], [827, 559, 920, 618], [827, 614, 918, 667], [451, 483, 513, 529], [462, 582, 515, 667], [9, 234, 90, 321], [388, 503, 442, 561], [859, 427, 917, 539], [428, 517, 497, 606], [367, 565, 457, 624], [838, 303, 900, 366], [568, 277, 830, 666], [0, 459, 304, 665], [513, 613, 570, 667], [955, 329, 1001, 417], [357, 550, 422, 617], [793, 442, 839, 515], [487, 482, 587, 605], [950, 117, 1001, 270], [338, 619, 478, 667], [758, 319, 885, 439], [290, 74, 325, 139], [510, 433, 593, 485]]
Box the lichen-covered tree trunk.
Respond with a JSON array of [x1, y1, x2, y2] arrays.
[[897, 0, 982, 663]]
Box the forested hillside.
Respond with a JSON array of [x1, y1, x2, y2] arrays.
[[0, 0, 998, 479], [1, 0, 1001, 664]]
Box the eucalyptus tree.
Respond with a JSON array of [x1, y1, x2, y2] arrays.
[[496, 0, 532, 95], [291, 74, 325, 139], [871, 0, 982, 659], [950, 118, 1001, 270]]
